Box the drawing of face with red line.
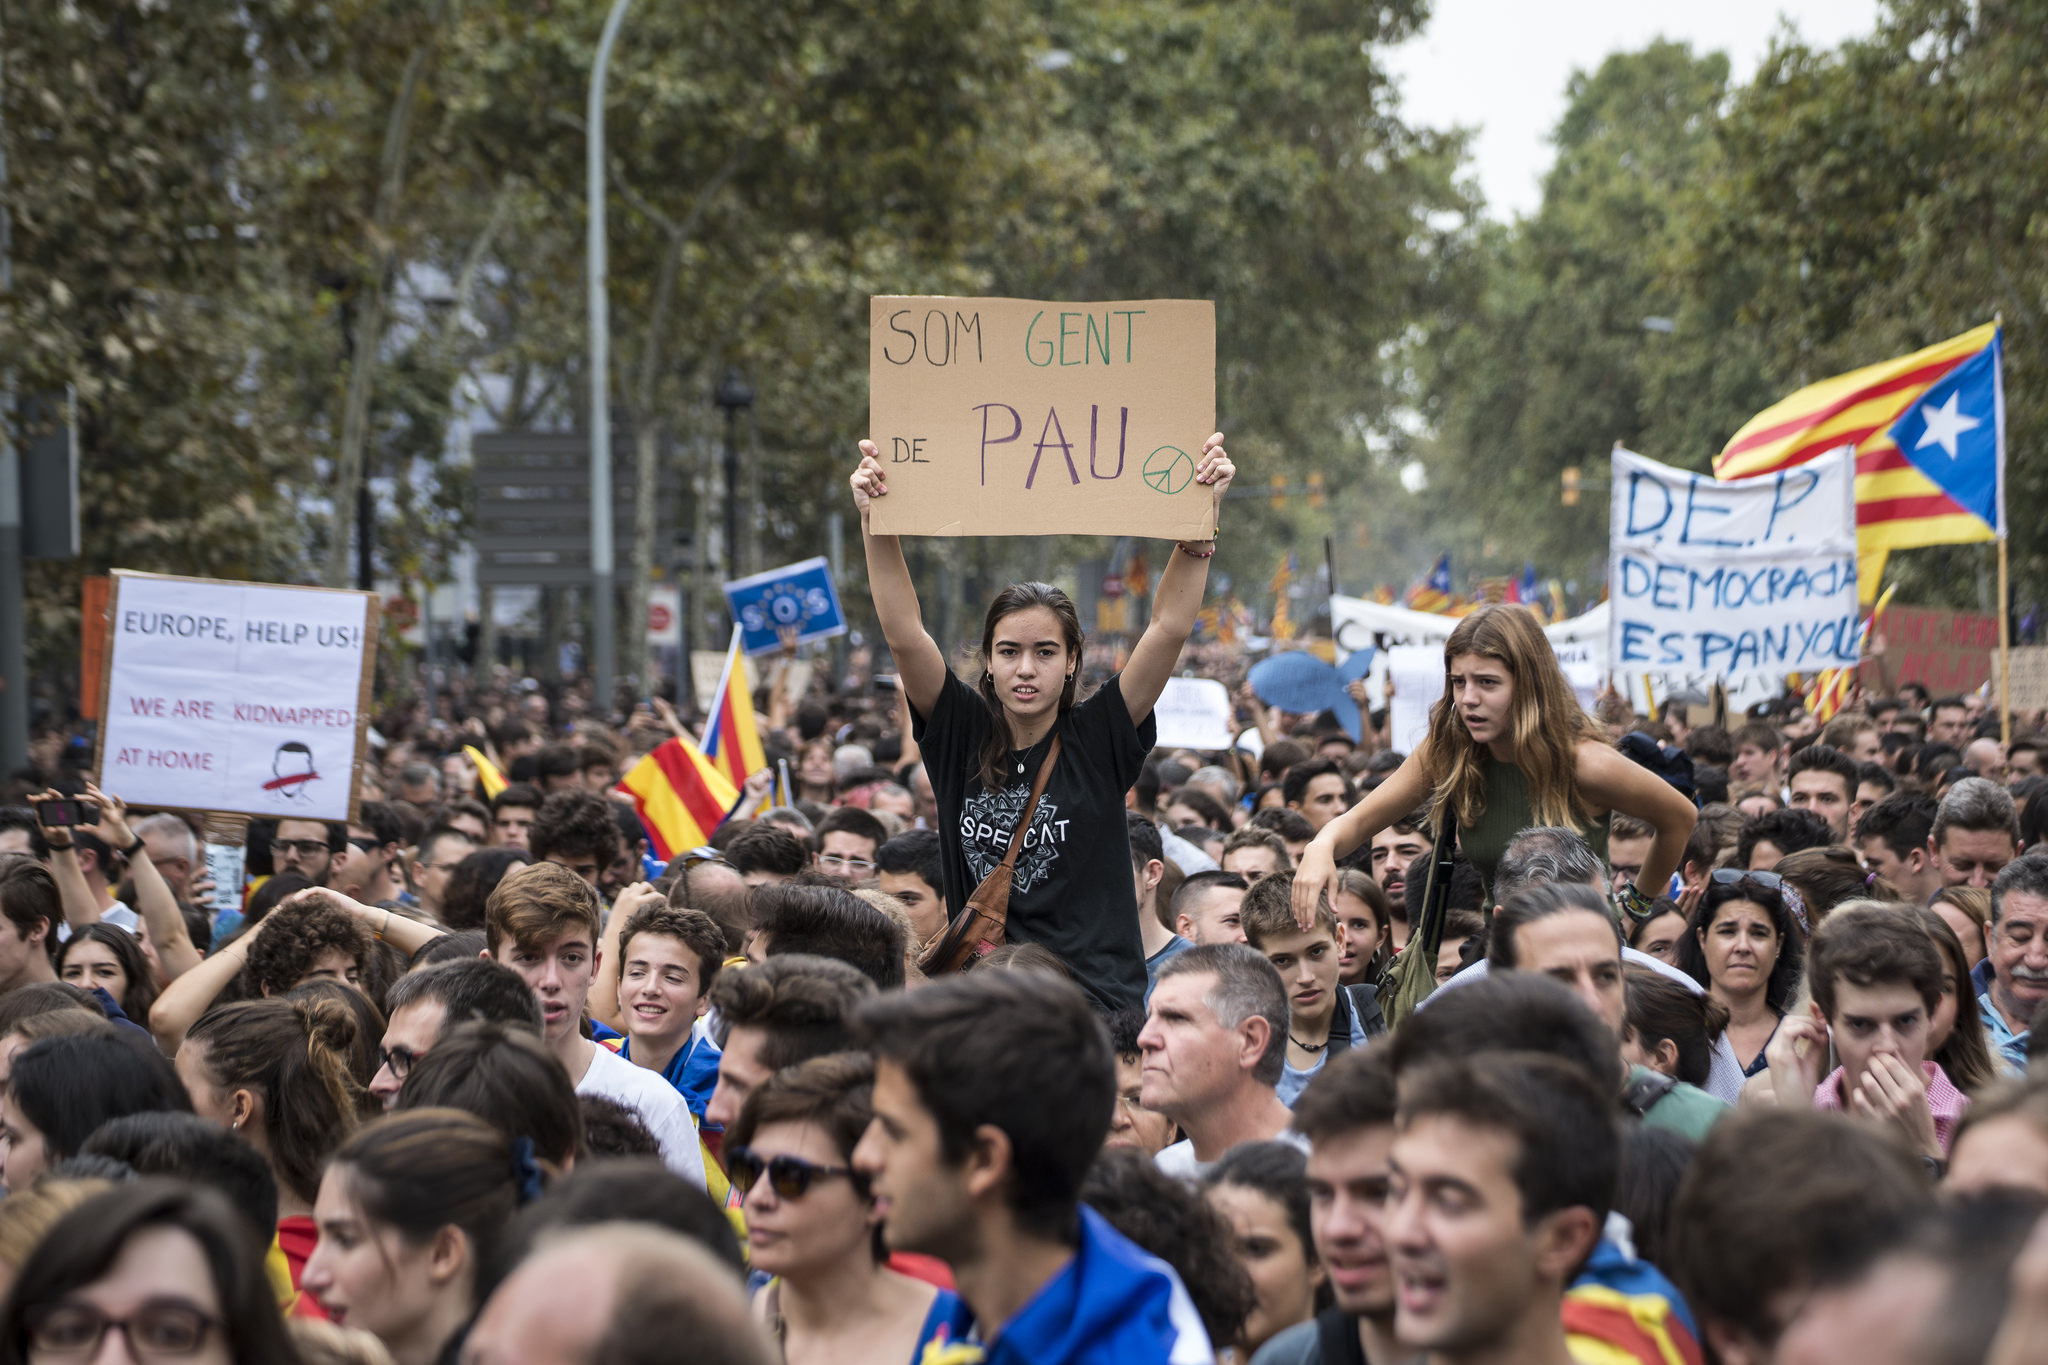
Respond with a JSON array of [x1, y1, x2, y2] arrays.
[[265, 741, 320, 801]]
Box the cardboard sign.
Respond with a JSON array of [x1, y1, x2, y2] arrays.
[[723, 556, 848, 655], [1152, 677, 1236, 751], [867, 296, 1217, 538], [94, 571, 379, 822], [2008, 646, 2048, 714], [1870, 605, 1999, 694], [1609, 447, 1860, 683]]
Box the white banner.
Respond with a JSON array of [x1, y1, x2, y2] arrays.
[[1152, 677, 1236, 751], [1330, 596, 1783, 718], [95, 572, 378, 822], [1609, 447, 1859, 684]]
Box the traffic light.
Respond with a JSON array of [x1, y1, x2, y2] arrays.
[[1561, 466, 1581, 506], [1307, 471, 1326, 509]]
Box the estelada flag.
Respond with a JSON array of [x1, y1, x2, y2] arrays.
[[701, 627, 768, 791], [617, 737, 738, 861], [1714, 323, 2000, 596]]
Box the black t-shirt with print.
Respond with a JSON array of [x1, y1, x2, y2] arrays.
[[912, 669, 1155, 1013]]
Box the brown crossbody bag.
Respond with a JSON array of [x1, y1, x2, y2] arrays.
[[917, 735, 1062, 976]]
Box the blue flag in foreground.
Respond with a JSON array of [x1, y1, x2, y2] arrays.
[[1887, 328, 2003, 534]]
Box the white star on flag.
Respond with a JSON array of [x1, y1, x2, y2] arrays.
[[1913, 391, 1982, 459]]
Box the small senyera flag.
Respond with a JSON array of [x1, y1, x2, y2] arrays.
[[617, 737, 739, 862]]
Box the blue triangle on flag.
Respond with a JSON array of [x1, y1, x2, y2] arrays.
[[1887, 335, 2001, 531]]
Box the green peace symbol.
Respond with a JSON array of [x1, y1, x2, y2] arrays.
[[1143, 446, 1195, 495]]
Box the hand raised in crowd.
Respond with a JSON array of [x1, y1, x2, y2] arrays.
[[1193, 432, 1235, 512], [610, 881, 663, 923], [1849, 1051, 1942, 1159], [851, 442, 889, 527], [1764, 1013, 1829, 1110], [79, 781, 134, 851], [1290, 842, 1337, 933]]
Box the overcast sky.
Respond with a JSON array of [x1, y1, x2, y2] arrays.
[[1384, 0, 1885, 219]]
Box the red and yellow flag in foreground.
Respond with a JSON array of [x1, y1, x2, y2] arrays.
[[616, 737, 738, 861], [1715, 324, 1998, 597]]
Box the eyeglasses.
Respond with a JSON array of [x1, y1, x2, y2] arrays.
[[270, 839, 331, 859], [346, 836, 383, 854], [819, 853, 876, 873], [25, 1299, 222, 1358], [1710, 869, 1783, 890], [378, 1045, 420, 1082], [724, 1146, 855, 1199]]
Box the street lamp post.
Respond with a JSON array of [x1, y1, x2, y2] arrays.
[[714, 368, 754, 583]]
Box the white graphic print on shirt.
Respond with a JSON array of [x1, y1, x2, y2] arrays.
[[958, 784, 1067, 894]]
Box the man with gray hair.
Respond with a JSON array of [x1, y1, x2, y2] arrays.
[[1981, 852, 2048, 1074], [133, 813, 201, 903], [1429, 826, 1748, 1102], [1931, 776, 2020, 890], [1140, 943, 1303, 1177], [1185, 764, 1243, 812]]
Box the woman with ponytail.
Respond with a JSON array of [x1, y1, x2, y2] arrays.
[[849, 436, 1235, 1012], [303, 1108, 541, 1365], [175, 994, 377, 1311], [1296, 605, 1698, 924]]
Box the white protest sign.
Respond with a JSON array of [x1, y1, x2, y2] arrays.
[[1609, 447, 1859, 683], [1386, 647, 1441, 755], [1152, 677, 1236, 751], [95, 572, 378, 822]]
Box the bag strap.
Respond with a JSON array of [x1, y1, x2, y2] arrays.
[[1411, 817, 1459, 956], [994, 735, 1062, 872]]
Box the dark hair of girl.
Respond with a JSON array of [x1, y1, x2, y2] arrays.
[[1672, 875, 1807, 1016], [394, 1020, 581, 1168], [1621, 966, 1730, 1088], [1915, 906, 1998, 1096], [55, 924, 158, 1025], [0, 1179, 302, 1365], [441, 850, 530, 932], [1201, 1140, 1334, 1313], [974, 582, 1084, 792], [329, 1108, 532, 1301], [183, 996, 371, 1205], [8, 1034, 189, 1161]]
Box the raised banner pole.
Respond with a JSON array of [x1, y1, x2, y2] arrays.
[[1999, 536, 2012, 744]]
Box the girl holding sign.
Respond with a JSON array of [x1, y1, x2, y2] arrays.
[[1293, 605, 1696, 928], [849, 435, 1233, 1013]]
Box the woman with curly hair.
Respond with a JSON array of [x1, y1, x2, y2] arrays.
[[1672, 871, 1807, 1077], [174, 992, 377, 1312], [1297, 605, 1697, 925], [151, 889, 436, 1055]]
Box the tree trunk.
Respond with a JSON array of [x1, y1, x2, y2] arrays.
[[323, 0, 457, 588]]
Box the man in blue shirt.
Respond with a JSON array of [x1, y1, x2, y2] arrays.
[[1981, 853, 2048, 1074]]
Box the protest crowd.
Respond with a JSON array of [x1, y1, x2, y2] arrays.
[[2, 439, 2048, 1365]]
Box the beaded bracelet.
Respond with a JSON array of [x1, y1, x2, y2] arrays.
[[1176, 540, 1218, 559]]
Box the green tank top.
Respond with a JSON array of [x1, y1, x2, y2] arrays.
[[1458, 753, 1608, 907]]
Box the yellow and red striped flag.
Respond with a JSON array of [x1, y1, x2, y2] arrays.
[[1714, 324, 1999, 598], [463, 745, 507, 799], [1805, 584, 1898, 723], [701, 627, 768, 791], [616, 737, 739, 861]]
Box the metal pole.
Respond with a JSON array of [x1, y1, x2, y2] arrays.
[[587, 0, 635, 720], [0, 45, 26, 775]]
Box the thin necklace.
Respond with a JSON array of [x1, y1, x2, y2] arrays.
[[1290, 1034, 1329, 1052]]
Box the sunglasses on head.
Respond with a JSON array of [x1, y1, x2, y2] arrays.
[[1711, 868, 1782, 889], [724, 1146, 854, 1200]]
